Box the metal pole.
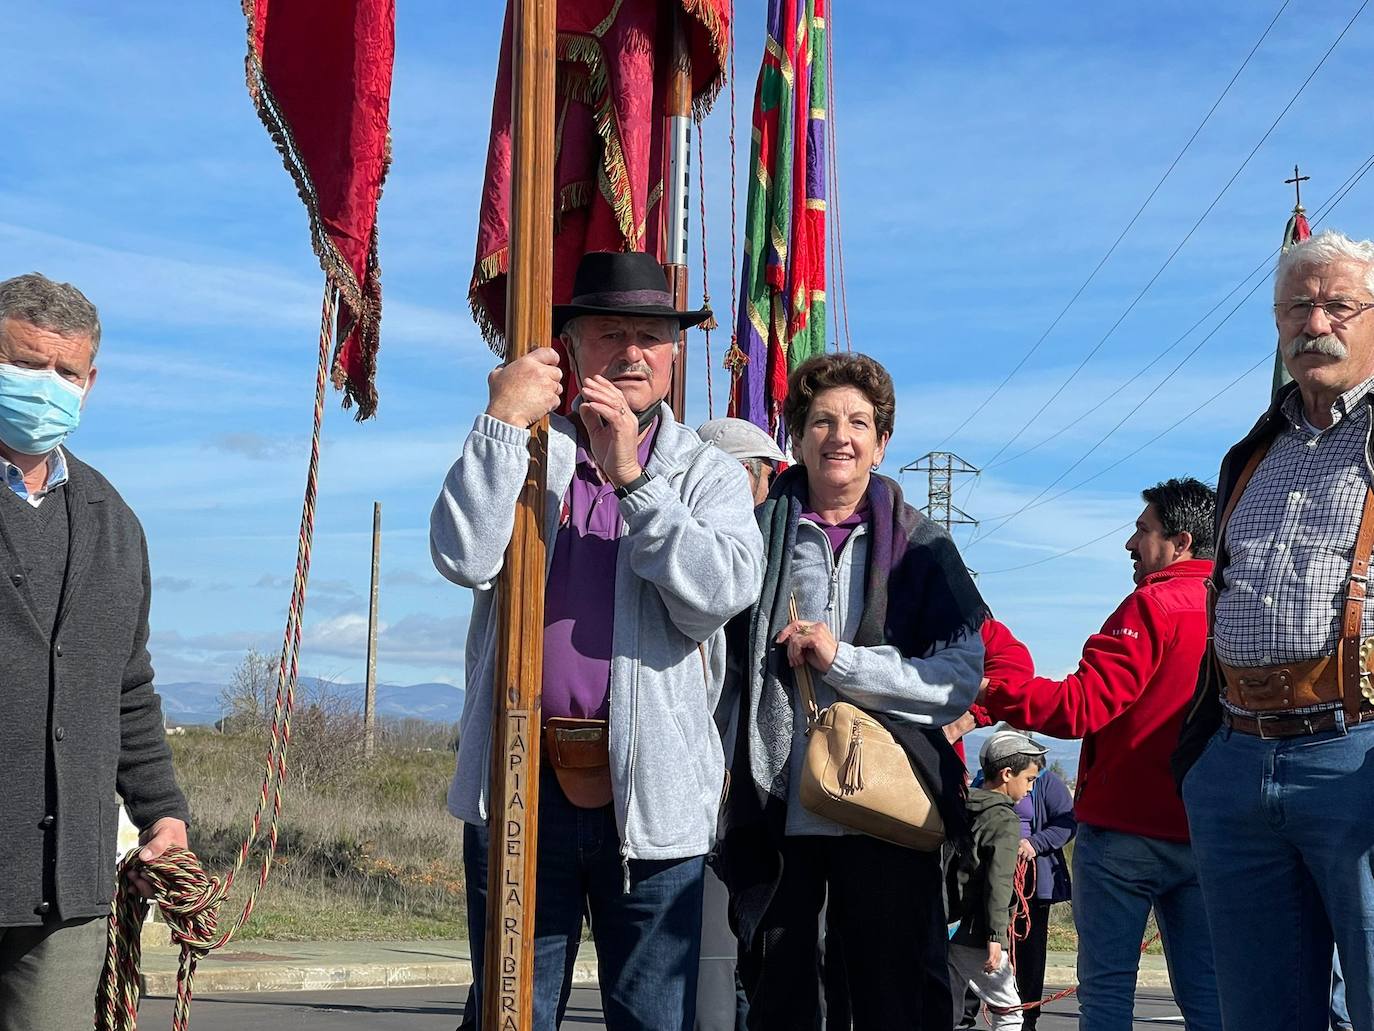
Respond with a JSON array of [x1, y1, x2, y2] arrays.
[[663, 3, 692, 420], [364, 501, 380, 759]]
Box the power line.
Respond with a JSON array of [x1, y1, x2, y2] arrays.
[[966, 273, 1272, 547], [968, 0, 1369, 473], [984, 254, 1276, 470], [967, 144, 1374, 545], [985, 147, 1374, 471], [932, 0, 1294, 452], [976, 351, 1272, 530], [978, 522, 1136, 576]]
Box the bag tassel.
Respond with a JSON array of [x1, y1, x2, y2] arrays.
[[839, 723, 865, 795]]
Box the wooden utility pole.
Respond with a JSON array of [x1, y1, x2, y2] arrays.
[[663, 3, 693, 421], [483, 0, 555, 1027], [364, 501, 380, 758]]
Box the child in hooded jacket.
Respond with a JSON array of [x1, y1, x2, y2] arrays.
[[947, 730, 1048, 1031]]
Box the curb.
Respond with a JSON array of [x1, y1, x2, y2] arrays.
[[140, 945, 1169, 996], [143, 954, 600, 997], [1044, 962, 1171, 991]]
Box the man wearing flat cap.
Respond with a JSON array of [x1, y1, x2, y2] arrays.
[[698, 418, 788, 506], [431, 251, 764, 1030]]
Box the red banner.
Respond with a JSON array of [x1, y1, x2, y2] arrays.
[[245, 0, 395, 419], [470, 0, 730, 376]]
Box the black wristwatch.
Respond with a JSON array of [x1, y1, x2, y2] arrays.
[[614, 472, 652, 499]]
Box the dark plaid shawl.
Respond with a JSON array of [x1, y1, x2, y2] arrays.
[[718, 466, 987, 944]]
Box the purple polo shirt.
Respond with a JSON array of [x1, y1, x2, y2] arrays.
[[541, 420, 658, 722], [801, 499, 869, 555]]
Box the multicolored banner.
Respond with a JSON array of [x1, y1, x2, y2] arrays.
[[244, 0, 395, 419], [727, 0, 828, 442]]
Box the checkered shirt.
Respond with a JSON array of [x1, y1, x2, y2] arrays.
[[1214, 376, 1374, 701]]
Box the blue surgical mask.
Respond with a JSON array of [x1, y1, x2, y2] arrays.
[[0, 364, 85, 456]]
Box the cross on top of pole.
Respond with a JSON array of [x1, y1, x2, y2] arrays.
[[1285, 164, 1310, 212]]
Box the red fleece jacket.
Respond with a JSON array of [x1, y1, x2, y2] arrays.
[[982, 559, 1211, 843], [952, 619, 1033, 764]]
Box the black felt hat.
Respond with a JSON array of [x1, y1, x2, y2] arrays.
[[552, 251, 712, 336]]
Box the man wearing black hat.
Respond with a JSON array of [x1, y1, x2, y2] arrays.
[[431, 252, 764, 1031]]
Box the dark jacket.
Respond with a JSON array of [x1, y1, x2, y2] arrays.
[[0, 453, 189, 926], [1028, 770, 1075, 903], [1172, 382, 1333, 785], [951, 789, 1020, 948]]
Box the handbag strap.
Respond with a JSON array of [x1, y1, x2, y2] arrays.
[[788, 594, 821, 727]]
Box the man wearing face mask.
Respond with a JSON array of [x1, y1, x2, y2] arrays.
[[0, 274, 188, 1031], [430, 251, 764, 1030]]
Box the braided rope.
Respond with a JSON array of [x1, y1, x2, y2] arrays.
[[97, 283, 336, 1031]]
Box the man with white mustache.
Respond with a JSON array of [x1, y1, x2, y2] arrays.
[[1175, 229, 1374, 1030]]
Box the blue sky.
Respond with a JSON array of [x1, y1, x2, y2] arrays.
[[6, 1, 1373, 692]]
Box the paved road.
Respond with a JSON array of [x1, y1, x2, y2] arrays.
[[142, 985, 1186, 1028]]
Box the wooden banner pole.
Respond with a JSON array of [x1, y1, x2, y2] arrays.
[[482, 0, 556, 1027]]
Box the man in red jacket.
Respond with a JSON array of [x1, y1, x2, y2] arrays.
[[980, 478, 1221, 1031]]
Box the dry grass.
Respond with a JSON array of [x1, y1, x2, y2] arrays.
[[169, 727, 466, 941]]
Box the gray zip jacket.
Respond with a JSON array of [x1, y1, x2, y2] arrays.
[[430, 402, 764, 861], [783, 518, 984, 836]]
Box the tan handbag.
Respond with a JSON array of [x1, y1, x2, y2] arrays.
[[790, 597, 946, 852]]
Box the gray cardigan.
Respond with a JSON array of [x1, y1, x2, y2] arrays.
[[430, 403, 764, 861], [0, 452, 189, 926]]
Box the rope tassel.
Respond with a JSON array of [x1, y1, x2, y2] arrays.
[[838, 721, 864, 795]]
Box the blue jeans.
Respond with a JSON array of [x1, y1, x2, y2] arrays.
[[1183, 722, 1374, 1031], [463, 766, 706, 1031], [1072, 824, 1222, 1031]]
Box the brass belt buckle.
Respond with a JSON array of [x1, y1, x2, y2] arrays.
[[1362, 639, 1374, 705]]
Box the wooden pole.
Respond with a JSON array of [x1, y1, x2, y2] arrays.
[[364, 501, 380, 759], [483, 0, 555, 1027], [663, 3, 693, 421]]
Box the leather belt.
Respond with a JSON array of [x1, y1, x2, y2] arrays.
[[1223, 705, 1374, 740]]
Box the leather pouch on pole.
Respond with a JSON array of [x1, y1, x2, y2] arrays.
[[788, 598, 946, 852], [544, 717, 613, 809]]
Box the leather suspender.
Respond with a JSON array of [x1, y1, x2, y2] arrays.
[[1207, 442, 1272, 637], [1212, 434, 1374, 723]]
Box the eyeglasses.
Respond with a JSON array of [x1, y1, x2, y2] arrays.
[[1274, 299, 1374, 324]]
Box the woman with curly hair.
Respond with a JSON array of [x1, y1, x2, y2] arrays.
[[717, 353, 987, 1029]]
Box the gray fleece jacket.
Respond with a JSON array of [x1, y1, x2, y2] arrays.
[[430, 402, 764, 861], [783, 518, 984, 835]]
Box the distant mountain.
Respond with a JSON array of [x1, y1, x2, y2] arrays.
[[158, 677, 464, 727]]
